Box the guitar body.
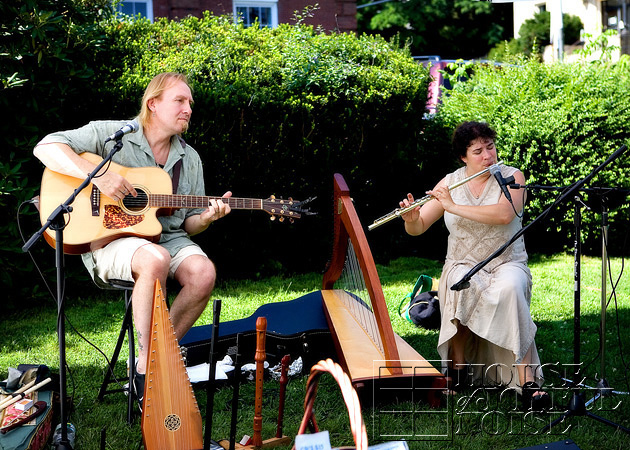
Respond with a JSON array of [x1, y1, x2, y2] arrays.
[[39, 152, 171, 254]]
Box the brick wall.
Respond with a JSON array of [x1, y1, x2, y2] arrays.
[[153, 0, 356, 32], [278, 0, 356, 32]]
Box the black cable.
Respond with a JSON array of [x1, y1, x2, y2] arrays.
[[17, 198, 57, 303], [511, 182, 525, 220], [608, 226, 630, 392], [577, 227, 630, 393]]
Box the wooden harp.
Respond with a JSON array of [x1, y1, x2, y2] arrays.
[[322, 174, 444, 404], [142, 279, 204, 450]]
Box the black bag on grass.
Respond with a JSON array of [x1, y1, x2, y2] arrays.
[[398, 274, 441, 329]]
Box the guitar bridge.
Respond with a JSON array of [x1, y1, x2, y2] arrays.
[[91, 185, 100, 216]]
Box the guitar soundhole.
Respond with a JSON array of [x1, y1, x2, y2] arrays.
[[164, 414, 181, 432], [122, 188, 148, 213]]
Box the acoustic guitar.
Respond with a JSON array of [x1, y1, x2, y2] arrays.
[[39, 152, 313, 254]]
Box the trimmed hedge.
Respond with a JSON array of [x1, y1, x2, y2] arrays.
[[1, 0, 113, 300], [95, 14, 434, 280]]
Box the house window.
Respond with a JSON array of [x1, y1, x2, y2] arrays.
[[117, 0, 154, 22], [234, 1, 278, 28]]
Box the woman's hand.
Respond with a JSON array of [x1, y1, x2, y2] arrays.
[[426, 186, 455, 211], [399, 193, 421, 223]]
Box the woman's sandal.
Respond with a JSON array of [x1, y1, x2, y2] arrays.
[[443, 365, 470, 395], [521, 381, 551, 411]]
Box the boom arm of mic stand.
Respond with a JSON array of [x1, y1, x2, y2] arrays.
[[451, 144, 628, 291]]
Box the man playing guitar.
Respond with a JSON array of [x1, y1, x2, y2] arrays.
[[33, 72, 231, 412]]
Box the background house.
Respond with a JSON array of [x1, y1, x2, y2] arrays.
[[118, 0, 357, 32], [513, 0, 629, 61]]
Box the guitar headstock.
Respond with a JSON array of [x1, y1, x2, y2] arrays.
[[262, 196, 317, 222]]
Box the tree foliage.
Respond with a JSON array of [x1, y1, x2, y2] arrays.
[[491, 11, 584, 58], [357, 0, 513, 58], [518, 11, 583, 53]]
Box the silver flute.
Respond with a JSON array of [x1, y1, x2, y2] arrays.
[[368, 161, 504, 231]]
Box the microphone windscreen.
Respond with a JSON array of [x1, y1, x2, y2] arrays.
[[488, 164, 501, 176], [127, 120, 139, 132]]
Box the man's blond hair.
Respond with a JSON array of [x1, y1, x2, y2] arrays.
[[138, 72, 191, 128]]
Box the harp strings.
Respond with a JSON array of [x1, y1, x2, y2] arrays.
[[338, 238, 385, 355]]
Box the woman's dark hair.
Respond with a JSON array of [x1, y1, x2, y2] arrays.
[[452, 121, 497, 159]]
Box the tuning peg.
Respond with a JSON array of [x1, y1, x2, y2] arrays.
[[279, 216, 285, 223], [270, 195, 276, 201], [270, 215, 276, 221], [289, 218, 295, 224]]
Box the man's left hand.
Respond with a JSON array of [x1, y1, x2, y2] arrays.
[[201, 191, 232, 225]]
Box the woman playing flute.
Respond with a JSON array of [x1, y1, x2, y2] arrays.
[[399, 121, 549, 410]]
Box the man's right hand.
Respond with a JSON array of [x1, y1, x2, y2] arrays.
[[93, 171, 137, 202]]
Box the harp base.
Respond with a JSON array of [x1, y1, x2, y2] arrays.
[[353, 371, 449, 409]]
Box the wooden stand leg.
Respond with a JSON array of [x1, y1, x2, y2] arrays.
[[275, 355, 291, 439]]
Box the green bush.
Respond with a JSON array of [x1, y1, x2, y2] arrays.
[[93, 13, 435, 279], [430, 55, 630, 255], [9, 2, 630, 304]]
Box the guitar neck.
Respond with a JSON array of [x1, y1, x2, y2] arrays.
[[150, 195, 264, 211]]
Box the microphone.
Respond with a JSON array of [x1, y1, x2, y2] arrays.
[[488, 164, 513, 204], [104, 120, 139, 143]]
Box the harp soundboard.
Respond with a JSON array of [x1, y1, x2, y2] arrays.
[[142, 279, 204, 450]]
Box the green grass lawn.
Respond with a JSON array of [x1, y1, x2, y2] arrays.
[[1, 254, 629, 449]]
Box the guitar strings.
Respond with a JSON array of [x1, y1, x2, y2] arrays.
[[117, 194, 274, 210]]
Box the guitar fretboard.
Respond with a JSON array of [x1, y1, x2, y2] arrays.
[[150, 195, 265, 210]]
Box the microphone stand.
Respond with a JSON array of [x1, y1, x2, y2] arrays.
[[22, 140, 126, 450], [580, 188, 630, 401], [540, 187, 630, 434]]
